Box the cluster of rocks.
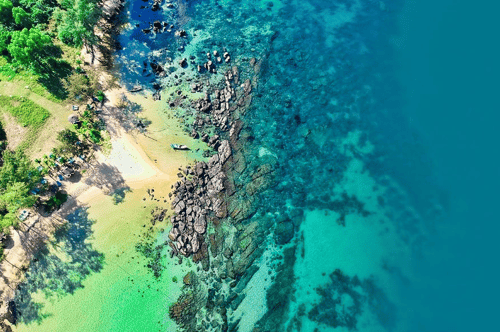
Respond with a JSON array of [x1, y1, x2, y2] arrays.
[[168, 139, 232, 259], [191, 67, 243, 133], [198, 50, 231, 73], [137, 0, 184, 41], [151, 0, 162, 11], [207, 50, 231, 63], [142, 21, 172, 34], [174, 29, 187, 38], [149, 61, 165, 77]]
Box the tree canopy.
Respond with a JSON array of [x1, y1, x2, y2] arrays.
[[57, 129, 81, 155], [0, 150, 41, 232], [0, 0, 102, 74], [7, 27, 51, 71], [63, 68, 100, 101], [19, 0, 56, 25], [0, 26, 9, 53], [12, 7, 31, 28], [0, 150, 41, 190], [0, 0, 13, 25], [54, 0, 101, 48]]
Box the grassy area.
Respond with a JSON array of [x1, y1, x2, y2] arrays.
[[0, 56, 59, 102], [0, 46, 77, 103], [0, 95, 51, 152]]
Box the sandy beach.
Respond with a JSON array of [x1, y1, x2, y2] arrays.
[[0, 76, 205, 328], [0, 5, 204, 323]]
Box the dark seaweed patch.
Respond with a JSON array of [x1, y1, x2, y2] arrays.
[[308, 269, 396, 331]]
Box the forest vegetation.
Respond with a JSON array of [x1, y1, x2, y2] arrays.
[[0, 0, 108, 234]]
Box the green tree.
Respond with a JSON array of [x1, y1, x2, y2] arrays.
[[19, 0, 56, 25], [0, 150, 41, 232], [7, 27, 52, 72], [57, 129, 81, 155], [63, 69, 100, 101], [0, 26, 10, 54], [0, 182, 37, 212], [57, 129, 79, 145], [12, 7, 31, 28], [0, 150, 41, 189], [0, 0, 13, 25], [54, 0, 101, 60]]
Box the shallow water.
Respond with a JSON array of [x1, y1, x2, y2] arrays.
[[14, 186, 188, 332], [12, 0, 499, 331]]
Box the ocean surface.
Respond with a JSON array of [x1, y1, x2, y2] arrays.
[[13, 0, 500, 331]]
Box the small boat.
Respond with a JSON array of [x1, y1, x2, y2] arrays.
[[171, 144, 190, 151], [129, 85, 143, 92]]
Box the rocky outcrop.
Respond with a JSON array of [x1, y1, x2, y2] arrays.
[[168, 139, 232, 260]]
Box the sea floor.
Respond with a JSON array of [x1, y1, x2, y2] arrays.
[[11, 0, 446, 331]]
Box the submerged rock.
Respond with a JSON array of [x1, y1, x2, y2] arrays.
[[175, 29, 187, 37], [275, 220, 295, 245]]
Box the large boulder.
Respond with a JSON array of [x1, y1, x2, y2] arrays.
[[193, 216, 207, 234], [174, 200, 186, 214], [169, 227, 180, 241], [218, 140, 232, 165]]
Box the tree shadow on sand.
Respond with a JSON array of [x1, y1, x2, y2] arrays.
[[12, 208, 104, 325], [84, 162, 127, 194], [111, 186, 132, 205], [102, 94, 150, 136]]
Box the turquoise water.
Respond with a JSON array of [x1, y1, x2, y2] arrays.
[[12, 0, 500, 331]]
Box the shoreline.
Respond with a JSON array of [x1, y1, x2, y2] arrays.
[[0, 0, 185, 328]]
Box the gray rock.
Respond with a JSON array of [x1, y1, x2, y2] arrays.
[[153, 21, 162, 32], [192, 236, 200, 252], [195, 162, 205, 176], [218, 140, 232, 165], [174, 199, 186, 213], [194, 217, 207, 234], [169, 227, 180, 241]]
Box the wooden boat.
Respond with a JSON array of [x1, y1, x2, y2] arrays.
[[129, 85, 143, 92], [171, 144, 190, 151]]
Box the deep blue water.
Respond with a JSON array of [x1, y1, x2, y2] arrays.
[[395, 0, 500, 330]]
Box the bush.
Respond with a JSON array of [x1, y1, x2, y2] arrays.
[[44, 191, 67, 212], [96, 90, 105, 102], [63, 70, 100, 101]]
